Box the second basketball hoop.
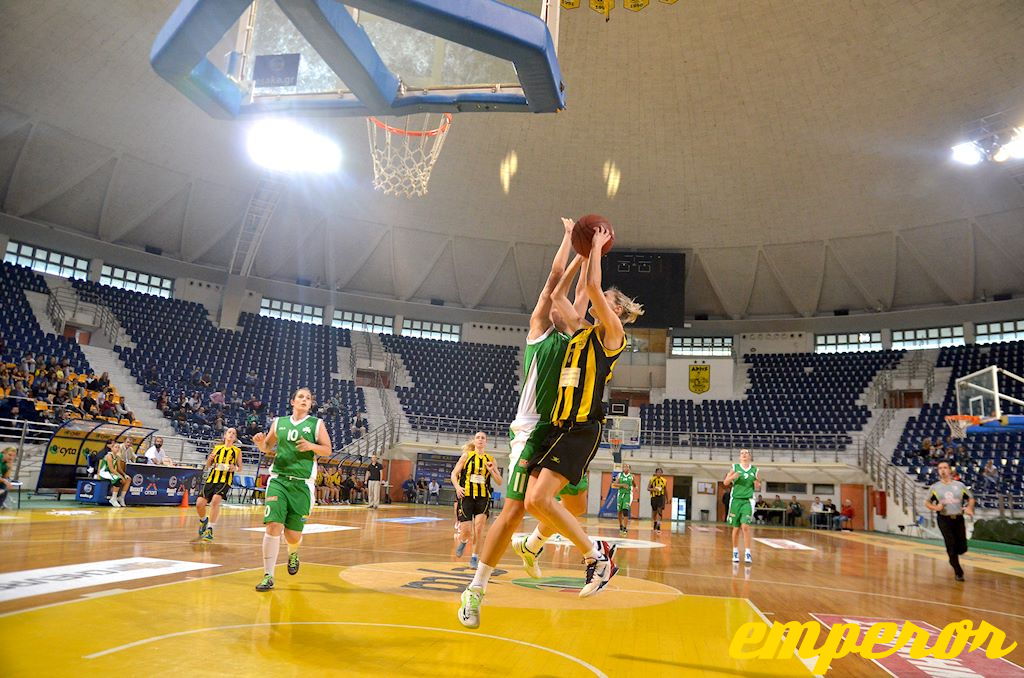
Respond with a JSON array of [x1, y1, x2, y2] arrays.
[[366, 113, 453, 198]]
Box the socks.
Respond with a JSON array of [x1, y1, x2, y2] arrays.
[[209, 518, 217, 527], [287, 538, 301, 556], [262, 533, 281, 575], [584, 547, 603, 562], [525, 527, 549, 553], [470, 563, 495, 592]]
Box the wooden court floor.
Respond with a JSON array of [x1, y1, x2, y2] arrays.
[[1, 501, 1022, 677]]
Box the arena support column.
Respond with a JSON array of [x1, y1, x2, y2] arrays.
[[88, 258, 104, 283], [218, 274, 249, 330]]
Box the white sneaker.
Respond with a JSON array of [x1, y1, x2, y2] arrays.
[[512, 536, 543, 578], [745, 551, 753, 564], [732, 550, 740, 563], [109, 497, 120, 508], [458, 585, 484, 628], [579, 541, 618, 598]]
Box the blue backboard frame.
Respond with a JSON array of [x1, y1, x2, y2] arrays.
[[151, 0, 565, 118]]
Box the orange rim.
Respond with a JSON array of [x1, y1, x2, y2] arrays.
[[945, 415, 981, 424], [368, 113, 453, 138]]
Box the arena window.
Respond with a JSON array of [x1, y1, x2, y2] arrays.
[[403, 319, 460, 342], [671, 336, 732, 357], [976, 319, 1024, 345], [4, 240, 89, 280], [100, 264, 173, 298], [891, 325, 964, 350], [814, 332, 882, 354], [259, 296, 323, 324], [333, 310, 394, 334], [766, 482, 808, 494]]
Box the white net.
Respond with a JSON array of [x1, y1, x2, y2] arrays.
[[945, 415, 979, 440], [365, 113, 452, 197]]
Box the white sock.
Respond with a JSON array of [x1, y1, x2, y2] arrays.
[[470, 563, 495, 591], [262, 533, 280, 575], [209, 519, 217, 527], [525, 527, 549, 553], [584, 547, 603, 562], [287, 538, 301, 556]]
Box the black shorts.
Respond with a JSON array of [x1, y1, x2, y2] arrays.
[[529, 419, 602, 486], [458, 496, 490, 522], [651, 495, 666, 512], [201, 480, 231, 501]]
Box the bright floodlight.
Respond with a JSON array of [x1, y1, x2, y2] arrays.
[[951, 142, 983, 166], [247, 119, 341, 173], [995, 128, 1024, 161]]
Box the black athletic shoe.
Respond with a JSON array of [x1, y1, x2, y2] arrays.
[[955, 574, 965, 582], [256, 574, 274, 591], [288, 551, 300, 575]]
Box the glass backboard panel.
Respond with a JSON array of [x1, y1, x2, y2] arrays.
[[956, 366, 1000, 419]]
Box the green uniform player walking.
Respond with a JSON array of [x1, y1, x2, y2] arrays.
[[724, 449, 760, 564], [253, 387, 332, 592], [613, 464, 636, 534]]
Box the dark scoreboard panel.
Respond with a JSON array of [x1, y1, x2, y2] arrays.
[[600, 251, 685, 328]]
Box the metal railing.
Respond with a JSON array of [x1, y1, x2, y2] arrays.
[[46, 285, 126, 346]]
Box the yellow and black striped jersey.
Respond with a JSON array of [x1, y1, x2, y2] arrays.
[[206, 444, 240, 485], [649, 475, 667, 497], [552, 325, 626, 425], [458, 451, 494, 499]]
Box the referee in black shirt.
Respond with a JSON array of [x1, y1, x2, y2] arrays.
[[924, 460, 975, 582]]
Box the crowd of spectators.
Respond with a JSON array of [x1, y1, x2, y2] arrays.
[[0, 350, 136, 431], [912, 436, 971, 469]]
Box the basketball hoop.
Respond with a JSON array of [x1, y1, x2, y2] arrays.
[[609, 431, 624, 464], [365, 113, 452, 197], [945, 415, 981, 440]]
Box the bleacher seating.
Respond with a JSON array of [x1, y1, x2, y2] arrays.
[[893, 342, 1024, 506], [382, 334, 518, 436], [72, 280, 365, 447], [640, 351, 903, 450]]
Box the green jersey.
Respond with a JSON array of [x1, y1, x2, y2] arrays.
[[617, 472, 634, 501], [512, 326, 570, 427], [0, 458, 8, 478], [271, 415, 321, 480], [730, 463, 758, 500]]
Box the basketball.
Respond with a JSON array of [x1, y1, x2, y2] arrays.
[[572, 214, 615, 257]]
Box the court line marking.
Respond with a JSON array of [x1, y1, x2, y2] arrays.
[[83, 621, 608, 676], [0, 567, 261, 619], [745, 598, 821, 677]]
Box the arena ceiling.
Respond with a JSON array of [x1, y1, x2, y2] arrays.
[[1, 0, 1024, 318]]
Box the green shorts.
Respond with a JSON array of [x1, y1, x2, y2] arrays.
[[617, 493, 632, 512], [506, 421, 552, 502], [263, 476, 313, 532], [558, 475, 589, 497], [727, 496, 755, 528]]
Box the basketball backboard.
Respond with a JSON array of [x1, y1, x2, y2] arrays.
[[956, 365, 1024, 420], [601, 416, 642, 451], [152, 0, 564, 119]]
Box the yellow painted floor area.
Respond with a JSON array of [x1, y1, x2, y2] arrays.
[[2, 562, 808, 677]]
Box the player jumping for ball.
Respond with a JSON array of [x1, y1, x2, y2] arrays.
[[252, 387, 332, 591], [723, 449, 760, 564]]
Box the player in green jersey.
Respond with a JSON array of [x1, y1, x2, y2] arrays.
[[252, 387, 332, 591], [459, 217, 592, 629], [613, 464, 637, 534], [0, 446, 15, 510], [723, 448, 760, 564]]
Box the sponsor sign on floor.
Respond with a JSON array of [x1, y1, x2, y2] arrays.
[[0, 557, 218, 602], [753, 538, 816, 551], [241, 524, 358, 535]]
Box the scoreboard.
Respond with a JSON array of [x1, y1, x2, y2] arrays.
[[600, 251, 685, 328]]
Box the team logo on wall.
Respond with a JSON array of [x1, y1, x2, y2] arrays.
[[132, 474, 144, 486], [689, 364, 710, 394]]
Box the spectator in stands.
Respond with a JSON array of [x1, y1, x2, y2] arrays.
[[929, 444, 944, 464], [190, 367, 202, 386], [770, 495, 786, 524], [823, 498, 837, 521], [144, 364, 159, 386], [68, 380, 84, 400], [833, 499, 854, 531], [244, 369, 257, 387], [982, 461, 999, 491], [416, 478, 428, 504], [753, 495, 769, 524], [209, 389, 225, 408], [955, 445, 970, 469], [96, 372, 111, 391], [156, 391, 169, 412], [245, 413, 261, 437], [428, 479, 440, 505], [100, 398, 117, 418], [114, 399, 135, 423], [355, 411, 369, 435], [786, 496, 803, 526], [198, 373, 212, 388], [244, 395, 263, 412], [810, 496, 825, 528], [18, 353, 34, 375], [230, 391, 243, 408], [402, 477, 416, 503]]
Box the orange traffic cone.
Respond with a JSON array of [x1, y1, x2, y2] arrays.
[[180, 488, 189, 508]]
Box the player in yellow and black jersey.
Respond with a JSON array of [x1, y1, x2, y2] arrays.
[[196, 428, 242, 542], [648, 467, 668, 533], [451, 431, 503, 567], [525, 226, 644, 597]]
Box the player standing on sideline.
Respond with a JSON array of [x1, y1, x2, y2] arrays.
[[522, 227, 643, 598], [613, 463, 636, 534], [196, 427, 241, 542], [0, 446, 15, 509], [459, 217, 593, 629], [649, 467, 667, 533], [252, 387, 332, 592], [925, 460, 975, 581], [724, 449, 759, 564], [451, 432, 502, 567]]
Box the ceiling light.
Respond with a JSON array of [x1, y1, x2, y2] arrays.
[[246, 119, 341, 173], [499, 150, 518, 194], [951, 142, 983, 166], [603, 160, 621, 198]]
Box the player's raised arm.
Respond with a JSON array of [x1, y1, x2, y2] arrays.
[[550, 255, 586, 335], [572, 255, 591, 321], [585, 229, 624, 351], [529, 217, 576, 337]]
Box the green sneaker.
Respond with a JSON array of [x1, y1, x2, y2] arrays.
[[201, 527, 214, 542], [457, 585, 484, 629], [287, 551, 300, 576], [197, 518, 209, 538], [255, 574, 274, 592]]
